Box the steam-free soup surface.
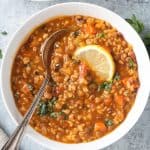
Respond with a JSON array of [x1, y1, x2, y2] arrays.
[[11, 15, 139, 143]]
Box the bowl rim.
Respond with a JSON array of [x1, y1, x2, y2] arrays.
[[1, 2, 150, 150]]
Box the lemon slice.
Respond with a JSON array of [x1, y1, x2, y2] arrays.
[[74, 45, 115, 81]]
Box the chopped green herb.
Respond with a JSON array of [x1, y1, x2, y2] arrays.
[[0, 49, 2, 59], [143, 33, 150, 46], [50, 112, 58, 118], [38, 101, 48, 116], [98, 81, 112, 92], [97, 73, 120, 92], [128, 58, 135, 69], [125, 14, 150, 57], [27, 83, 33, 91], [14, 92, 19, 99], [73, 30, 80, 38], [37, 98, 68, 119], [105, 119, 113, 127], [96, 32, 106, 38], [37, 96, 58, 116], [50, 111, 68, 119], [47, 101, 53, 113], [1, 31, 8, 35], [113, 72, 120, 81], [125, 14, 144, 33], [50, 96, 57, 105]]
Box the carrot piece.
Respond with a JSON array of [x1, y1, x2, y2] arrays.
[[114, 94, 124, 107], [22, 83, 31, 93], [94, 121, 107, 132], [122, 77, 129, 85], [104, 98, 112, 106], [79, 63, 88, 81], [83, 24, 96, 34], [56, 86, 64, 95]]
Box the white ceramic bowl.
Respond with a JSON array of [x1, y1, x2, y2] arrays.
[[1, 2, 150, 150]]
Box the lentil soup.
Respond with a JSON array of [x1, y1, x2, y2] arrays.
[[11, 15, 140, 143]]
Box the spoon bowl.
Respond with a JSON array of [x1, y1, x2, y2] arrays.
[[41, 29, 69, 75]]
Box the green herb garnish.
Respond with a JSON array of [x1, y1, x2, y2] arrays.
[[125, 14, 150, 55], [105, 119, 113, 127], [37, 96, 67, 119], [113, 72, 120, 81], [47, 101, 54, 113], [96, 32, 106, 38], [128, 58, 135, 69], [50, 96, 57, 105], [37, 97, 57, 116], [0, 49, 2, 59], [27, 83, 34, 91], [14, 92, 19, 99], [125, 14, 144, 33], [38, 101, 48, 115], [97, 73, 120, 92], [1, 31, 8, 35], [50, 111, 68, 119], [73, 30, 80, 38], [50, 112, 58, 118], [98, 81, 112, 92], [143, 33, 150, 46]]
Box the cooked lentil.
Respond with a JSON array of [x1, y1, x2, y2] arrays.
[[11, 15, 140, 143]]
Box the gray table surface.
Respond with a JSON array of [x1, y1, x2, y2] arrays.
[[0, 0, 150, 150]]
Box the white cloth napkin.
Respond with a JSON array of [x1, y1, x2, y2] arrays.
[[0, 128, 8, 149]]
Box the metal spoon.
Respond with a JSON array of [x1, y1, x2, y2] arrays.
[[2, 29, 69, 150]]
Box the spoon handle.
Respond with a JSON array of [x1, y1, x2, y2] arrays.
[[2, 76, 49, 150]]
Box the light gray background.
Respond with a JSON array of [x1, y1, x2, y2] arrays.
[[0, 0, 150, 150]]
